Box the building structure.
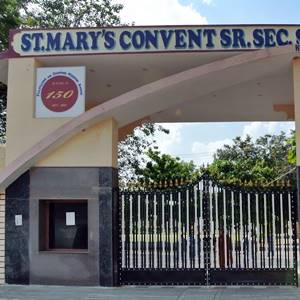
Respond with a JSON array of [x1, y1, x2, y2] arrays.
[[0, 25, 298, 286]]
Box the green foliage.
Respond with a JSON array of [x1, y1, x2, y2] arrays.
[[287, 130, 296, 165], [118, 123, 169, 184], [0, 83, 7, 144], [208, 132, 295, 184], [136, 148, 200, 183], [23, 0, 123, 28], [0, 0, 24, 51]]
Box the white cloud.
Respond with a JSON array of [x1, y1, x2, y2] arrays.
[[191, 138, 233, 165], [151, 122, 295, 168], [155, 123, 184, 153], [242, 122, 294, 140], [114, 0, 208, 25], [202, 0, 214, 5]]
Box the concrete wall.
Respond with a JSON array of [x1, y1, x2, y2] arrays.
[[36, 118, 118, 168], [29, 168, 100, 286], [5, 58, 68, 165], [4, 115, 119, 285], [5, 57, 119, 285], [28, 166, 119, 286], [5, 165, 119, 286]]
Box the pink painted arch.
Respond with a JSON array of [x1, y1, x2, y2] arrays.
[[0, 45, 296, 189]]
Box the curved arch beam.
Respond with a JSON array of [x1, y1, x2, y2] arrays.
[[0, 45, 294, 189]]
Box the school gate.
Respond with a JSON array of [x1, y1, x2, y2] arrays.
[[119, 175, 298, 286], [0, 25, 300, 286]]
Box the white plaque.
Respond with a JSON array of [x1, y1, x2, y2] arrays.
[[66, 212, 75, 226], [15, 215, 23, 226], [35, 66, 86, 118]]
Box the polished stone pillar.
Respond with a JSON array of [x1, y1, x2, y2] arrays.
[[5, 171, 30, 284], [99, 167, 119, 286]]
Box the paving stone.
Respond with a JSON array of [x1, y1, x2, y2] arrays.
[[0, 285, 299, 300]]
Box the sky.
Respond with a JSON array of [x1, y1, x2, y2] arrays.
[[113, 0, 297, 165]]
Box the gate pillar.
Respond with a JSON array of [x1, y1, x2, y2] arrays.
[[98, 166, 119, 286], [293, 58, 300, 286], [85, 118, 119, 287], [34, 118, 120, 287]]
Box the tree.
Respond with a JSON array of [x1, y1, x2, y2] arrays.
[[0, 84, 7, 144], [135, 148, 200, 185], [208, 132, 295, 184], [23, 0, 123, 28], [0, 0, 24, 52], [118, 123, 169, 185], [287, 130, 296, 165]]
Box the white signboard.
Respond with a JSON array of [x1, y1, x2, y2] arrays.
[[15, 214, 23, 226], [8, 25, 300, 57], [35, 66, 85, 118], [66, 212, 76, 226]]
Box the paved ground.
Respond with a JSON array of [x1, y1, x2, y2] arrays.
[[0, 285, 300, 300]]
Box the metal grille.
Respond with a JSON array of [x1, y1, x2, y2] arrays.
[[119, 176, 297, 286]]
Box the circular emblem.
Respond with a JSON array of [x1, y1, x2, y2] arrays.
[[41, 75, 79, 112]]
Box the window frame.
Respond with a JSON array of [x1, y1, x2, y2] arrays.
[[39, 199, 89, 253]]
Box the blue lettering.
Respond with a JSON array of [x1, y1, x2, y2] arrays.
[[89, 31, 101, 50], [232, 29, 246, 48], [32, 33, 44, 51], [160, 30, 174, 49], [253, 29, 264, 48], [19, 27, 294, 54], [296, 29, 300, 45], [277, 29, 289, 46], [76, 32, 89, 50], [187, 29, 202, 49], [132, 30, 145, 49], [220, 29, 232, 48], [21, 33, 32, 51], [264, 29, 276, 47], [145, 30, 159, 49], [62, 32, 75, 50], [46, 33, 61, 51], [104, 31, 115, 49], [120, 31, 131, 50], [175, 29, 187, 49], [296, 29, 300, 41], [203, 29, 216, 48]]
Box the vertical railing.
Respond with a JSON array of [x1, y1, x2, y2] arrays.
[[120, 180, 206, 270], [204, 183, 296, 272], [0, 192, 4, 284]]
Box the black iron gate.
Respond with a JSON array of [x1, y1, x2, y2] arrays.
[[119, 175, 298, 285]]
